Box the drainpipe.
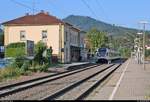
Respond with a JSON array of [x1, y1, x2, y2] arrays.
[[59, 23, 62, 63]]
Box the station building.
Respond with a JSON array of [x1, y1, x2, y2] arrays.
[[2, 11, 88, 63]]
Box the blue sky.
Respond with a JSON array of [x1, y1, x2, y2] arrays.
[[0, 0, 150, 29]]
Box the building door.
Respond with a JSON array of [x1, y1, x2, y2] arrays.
[[70, 46, 80, 62]]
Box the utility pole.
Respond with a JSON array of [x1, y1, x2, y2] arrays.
[[143, 23, 146, 70], [139, 21, 149, 70], [137, 32, 142, 64]]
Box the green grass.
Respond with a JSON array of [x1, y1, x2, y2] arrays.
[[0, 67, 22, 82], [0, 59, 63, 82], [0, 63, 64, 82]]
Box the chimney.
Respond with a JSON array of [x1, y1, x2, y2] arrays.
[[45, 12, 49, 15], [41, 10, 44, 13], [25, 13, 29, 16]]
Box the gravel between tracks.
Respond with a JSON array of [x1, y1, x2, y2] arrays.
[[56, 64, 119, 100], [0, 64, 109, 100]]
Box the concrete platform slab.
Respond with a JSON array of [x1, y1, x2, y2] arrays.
[[86, 58, 150, 100]]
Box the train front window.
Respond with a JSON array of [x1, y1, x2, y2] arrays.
[[98, 48, 107, 57]]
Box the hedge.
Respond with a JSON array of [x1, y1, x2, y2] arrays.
[[6, 42, 25, 48], [5, 42, 26, 57]]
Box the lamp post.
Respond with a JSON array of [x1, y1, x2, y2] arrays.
[[139, 21, 149, 70]]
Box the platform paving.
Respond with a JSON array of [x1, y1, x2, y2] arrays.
[[113, 59, 150, 100], [87, 58, 150, 100]]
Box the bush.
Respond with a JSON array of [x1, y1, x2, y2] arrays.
[[5, 42, 26, 57], [39, 64, 49, 72], [0, 62, 21, 81], [146, 49, 150, 57], [5, 47, 26, 57], [35, 41, 47, 54], [29, 66, 38, 72], [34, 41, 47, 65], [6, 42, 25, 48], [21, 60, 30, 72], [2, 68, 21, 79], [6, 60, 19, 69], [15, 56, 26, 68]]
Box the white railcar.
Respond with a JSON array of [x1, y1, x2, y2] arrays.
[[95, 48, 121, 63]]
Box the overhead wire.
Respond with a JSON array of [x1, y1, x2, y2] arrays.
[[81, 0, 99, 19], [10, 0, 39, 13], [95, 0, 111, 23], [47, 0, 68, 16]]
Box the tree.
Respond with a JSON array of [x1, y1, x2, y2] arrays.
[[119, 47, 131, 58], [34, 41, 47, 65], [0, 34, 4, 46], [87, 28, 108, 53]]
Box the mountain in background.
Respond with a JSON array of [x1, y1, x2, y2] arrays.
[[63, 15, 138, 37]]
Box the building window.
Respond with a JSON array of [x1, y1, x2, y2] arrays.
[[66, 47, 68, 61], [20, 31, 26, 41], [42, 30, 48, 39], [66, 32, 68, 41]]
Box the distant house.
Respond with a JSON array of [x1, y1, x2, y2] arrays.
[[146, 45, 150, 50], [2, 11, 87, 63]]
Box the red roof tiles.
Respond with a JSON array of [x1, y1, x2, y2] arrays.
[[2, 12, 64, 26]]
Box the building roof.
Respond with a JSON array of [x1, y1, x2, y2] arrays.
[[64, 22, 81, 32], [65, 22, 73, 26], [2, 11, 64, 26], [71, 27, 81, 32], [80, 30, 87, 33]]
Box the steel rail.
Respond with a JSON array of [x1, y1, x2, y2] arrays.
[[41, 64, 116, 100], [76, 64, 122, 100], [0, 64, 100, 98], [0, 63, 94, 90]]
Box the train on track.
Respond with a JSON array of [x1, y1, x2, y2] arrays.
[[95, 48, 121, 63]]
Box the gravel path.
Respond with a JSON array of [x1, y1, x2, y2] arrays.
[[0, 64, 109, 100]]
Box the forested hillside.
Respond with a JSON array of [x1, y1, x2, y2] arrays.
[[63, 15, 138, 37]]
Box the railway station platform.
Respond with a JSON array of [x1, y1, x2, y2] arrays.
[[88, 58, 150, 100], [48, 62, 91, 73]]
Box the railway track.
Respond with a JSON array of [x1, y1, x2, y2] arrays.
[[41, 64, 121, 100], [0, 63, 123, 100], [0, 63, 94, 90], [0, 64, 100, 100]]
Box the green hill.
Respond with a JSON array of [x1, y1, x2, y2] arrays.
[[63, 15, 138, 37]]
